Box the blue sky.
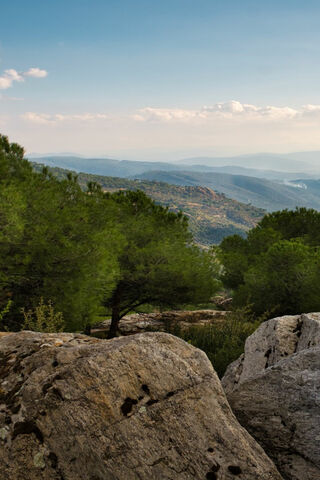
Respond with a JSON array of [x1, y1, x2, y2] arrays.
[[1, 0, 320, 159]]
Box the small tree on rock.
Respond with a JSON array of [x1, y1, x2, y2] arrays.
[[106, 190, 219, 338]]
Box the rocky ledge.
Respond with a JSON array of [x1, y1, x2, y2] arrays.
[[0, 331, 281, 480], [222, 312, 320, 480], [92, 309, 229, 336]]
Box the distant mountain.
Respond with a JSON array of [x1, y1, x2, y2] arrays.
[[29, 155, 315, 181], [177, 153, 320, 173], [182, 165, 316, 181], [30, 151, 320, 173], [28, 155, 181, 177], [31, 163, 265, 245], [285, 151, 320, 164], [291, 178, 320, 195], [135, 170, 320, 212], [30, 155, 320, 212]]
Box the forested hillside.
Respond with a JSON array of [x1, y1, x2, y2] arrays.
[[32, 163, 264, 245], [136, 170, 320, 212], [0, 135, 218, 336]]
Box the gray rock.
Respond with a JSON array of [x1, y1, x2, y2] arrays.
[[92, 309, 229, 336], [0, 331, 282, 480], [222, 313, 320, 480]]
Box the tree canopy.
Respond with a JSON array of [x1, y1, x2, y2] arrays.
[[0, 135, 119, 331], [0, 134, 219, 335], [218, 208, 320, 316], [105, 190, 219, 337]]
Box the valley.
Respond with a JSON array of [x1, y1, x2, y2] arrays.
[[32, 155, 320, 212], [32, 163, 264, 245]]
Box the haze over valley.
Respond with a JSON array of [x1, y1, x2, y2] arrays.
[[31, 152, 320, 215]]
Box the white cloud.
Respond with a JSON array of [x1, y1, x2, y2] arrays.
[[23, 67, 48, 78], [22, 112, 54, 124], [7, 103, 320, 160], [0, 69, 23, 89], [15, 100, 320, 159], [21, 102, 320, 128], [302, 104, 320, 115], [133, 107, 206, 123], [257, 105, 298, 119], [22, 112, 109, 124], [134, 101, 302, 123], [4, 69, 24, 83], [71, 113, 109, 121], [0, 67, 48, 90], [203, 100, 258, 114]]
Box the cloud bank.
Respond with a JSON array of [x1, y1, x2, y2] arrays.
[[2, 99, 318, 159], [0, 68, 48, 90], [134, 101, 320, 123], [22, 112, 109, 124], [18, 101, 320, 127]]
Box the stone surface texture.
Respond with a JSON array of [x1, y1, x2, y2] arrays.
[[0, 331, 282, 480], [222, 312, 320, 480]]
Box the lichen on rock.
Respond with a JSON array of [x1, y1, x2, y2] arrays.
[[0, 330, 282, 479]]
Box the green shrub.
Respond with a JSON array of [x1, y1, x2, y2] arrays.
[[219, 208, 320, 316], [0, 300, 12, 331], [169, 307, 266, 377], [21, 298, 65, 333]]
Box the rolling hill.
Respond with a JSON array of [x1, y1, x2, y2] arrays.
[[178, 152, 320, 172], [135, 170, 320, 212], [30, 155, 180, 178], [31, 163, 265, 245], [29, 155, 316, 181], [30, 155, 320, 212], [291, 179, 320, 195]]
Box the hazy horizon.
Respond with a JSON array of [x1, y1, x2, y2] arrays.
[[27, 149, 320, 171], [2, 1, 320, 163]]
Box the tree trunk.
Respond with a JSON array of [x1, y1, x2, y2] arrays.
[[83, 324, 91, 336], [108, 305, 120, 339]]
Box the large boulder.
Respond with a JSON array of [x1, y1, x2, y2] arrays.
[[0, 331, 282, 480], [222, 313, 320, 480]]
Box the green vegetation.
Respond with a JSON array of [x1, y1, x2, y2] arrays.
[[0, 134, 218, 336], [105, 190, 220, 337], [219, 208, 320, 316], [136, 169, 320, 212], [22, 298, 65, 333], [0, 300, 12, 330], [0, 136, 118, 332], [167, 308, 262, 377], [7, 134, 320, 367], [32, 163, 265, 246]]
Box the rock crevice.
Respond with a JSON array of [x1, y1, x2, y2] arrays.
[[222, 312, 320, 480]]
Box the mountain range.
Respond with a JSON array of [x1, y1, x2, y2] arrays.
[[29, 151, 320, 175], [30, 155, 320, 212], [178, 152, 320, 173], [135, 170, 320, 212]]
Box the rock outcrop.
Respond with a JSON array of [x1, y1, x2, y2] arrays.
[[92, 309, 229, 336], [0, 331, 282, 480], [222, 312, 320, 480]]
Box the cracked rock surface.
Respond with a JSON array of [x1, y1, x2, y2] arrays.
[[222, 313, 320, 480], [0, 331, 282, 480]]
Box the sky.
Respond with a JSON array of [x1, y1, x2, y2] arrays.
[[1, 0, 320, 160]]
